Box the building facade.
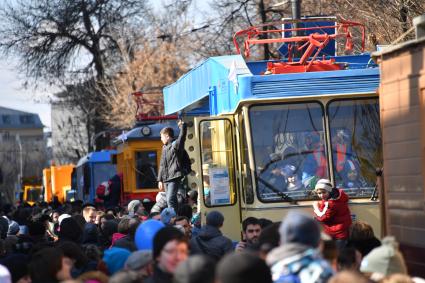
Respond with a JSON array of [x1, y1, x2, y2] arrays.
[[0, 106, 46, 203]]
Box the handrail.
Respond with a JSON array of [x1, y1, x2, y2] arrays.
[[233, 18, 365, 59]]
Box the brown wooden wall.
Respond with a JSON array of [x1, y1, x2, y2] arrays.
[[379, 41, 425, 277]]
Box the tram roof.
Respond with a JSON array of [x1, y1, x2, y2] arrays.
[[113, 120, 180, 145], [163, 54, 380, 116], [76, 150, 116, 167]]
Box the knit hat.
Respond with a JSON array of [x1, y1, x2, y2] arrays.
[[315, 179, 333, 192], [103, 247, 131, 275], [125, 250, 152, 271], [216, 252, 272, 283], [160, 208, 176, 225], [58, 213, 71, 225], [279, 211, 321, 248], [0, 264, 11, 283], [282, 165, 296, 177], [59, 217, 83, 243], [174, 255, 216, 283], [206, 211, 224, 228], [153, 226, 185, 259], [127, 200, 141, 216], [360, 236, 407, 278], [7, 221, 19, 236]]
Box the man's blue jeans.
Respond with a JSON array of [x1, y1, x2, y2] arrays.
[[165, 180, 180, 212]]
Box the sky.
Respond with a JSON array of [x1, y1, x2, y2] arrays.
[[0, 59, 52, 131]]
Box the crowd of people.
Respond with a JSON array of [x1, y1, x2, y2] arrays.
[[0, 179, 421, 283]]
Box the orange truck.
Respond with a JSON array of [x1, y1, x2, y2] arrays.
[[43, 164, 75, 203]]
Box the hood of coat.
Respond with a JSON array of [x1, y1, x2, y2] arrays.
[[198, 225, 222, 240], [266, 242, 312, 266]]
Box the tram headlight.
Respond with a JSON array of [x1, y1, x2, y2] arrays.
[[141, 126, 151, 136]]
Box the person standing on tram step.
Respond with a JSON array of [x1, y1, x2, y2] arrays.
[[158, 120, 187, 213], [313, 179, 352, 250]]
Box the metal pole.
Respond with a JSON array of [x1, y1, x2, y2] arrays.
[[291, 0, 301, 22], [16, 134, 23, 201], [291, 0, 303, 58]]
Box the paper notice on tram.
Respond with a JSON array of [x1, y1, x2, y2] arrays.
[[209, 167, 231, 205]]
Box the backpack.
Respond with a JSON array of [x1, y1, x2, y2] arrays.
[[180, 149, 192, 176]]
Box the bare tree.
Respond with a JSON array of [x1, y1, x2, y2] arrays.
[[192, 0, 425, 60], [51, 100, 91, 163], [327, 0, 425, 48], [99, 40, 189, 128], [0, 0, 154, 152], [0, 0, 152, 83], [97, 0, 197, 128]]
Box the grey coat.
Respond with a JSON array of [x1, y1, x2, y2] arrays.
[[157, 123, 187, 183]]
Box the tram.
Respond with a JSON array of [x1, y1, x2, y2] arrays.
[[164, 18, 382, 240], [113, 119, 178, 204], [75, 150, 117, 203]]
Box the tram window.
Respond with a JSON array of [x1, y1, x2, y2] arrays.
[[27, 188, 41, 202], [241, 117, 254, 204], [249, 102, 328, 202], [328, 98, 382, 198], [93, 163, 116, 193], [135, 151, 158, 189], [200, 119, 236, 207], [83, 164, 90, 195]]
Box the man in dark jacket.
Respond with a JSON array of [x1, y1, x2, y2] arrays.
[[104, 174, 122, 209], [157, 120, 187, 212], [190, 211, 233, 261]]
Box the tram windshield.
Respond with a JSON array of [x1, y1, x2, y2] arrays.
[[250, 102, 328, 202], [135, 151, 158, 189], [328, 98, 382, 197], [249, 98, 381, 202], [26, 188, 41, 202]]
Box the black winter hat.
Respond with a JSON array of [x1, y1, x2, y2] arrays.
[[206, 211, 224, 228], [152, 226, 185, 259], [59, 217, 83, 243], [217, 252, 272, 283]]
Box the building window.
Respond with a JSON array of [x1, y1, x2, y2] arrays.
[[2, 115, 11, 124], [1, 131, 10, 140], [19, 115, 34, 124]]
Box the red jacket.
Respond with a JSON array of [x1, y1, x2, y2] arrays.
[[314, 189, 352, 239]]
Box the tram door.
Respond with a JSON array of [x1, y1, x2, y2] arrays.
[[194, 116, 242, 240]]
